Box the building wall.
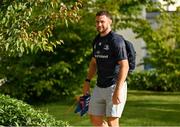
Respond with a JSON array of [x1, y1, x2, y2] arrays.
[[116, 1, 179, 71]]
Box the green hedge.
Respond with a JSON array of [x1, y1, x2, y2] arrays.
[[0, 94, 69, 126], [127, 70, 180, 91]]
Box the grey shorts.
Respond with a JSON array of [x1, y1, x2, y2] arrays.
[[88, 82, 127, 118]]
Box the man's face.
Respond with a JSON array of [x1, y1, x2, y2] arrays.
[[96, 15, 112, 34]]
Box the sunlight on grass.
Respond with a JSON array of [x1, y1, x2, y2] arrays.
[[36, 90, 180, 126]]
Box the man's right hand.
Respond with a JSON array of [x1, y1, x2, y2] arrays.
[[83, 82, 90, 95]]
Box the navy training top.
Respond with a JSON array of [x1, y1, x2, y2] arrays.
[[92, 31, 128, 88]]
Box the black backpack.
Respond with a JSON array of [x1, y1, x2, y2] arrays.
[[123, 38, 136, 73], [111, 32, 136, 73]]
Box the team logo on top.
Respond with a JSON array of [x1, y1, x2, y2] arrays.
[[103, 44, 109, 50]]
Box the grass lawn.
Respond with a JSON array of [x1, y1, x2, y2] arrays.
[[36, 90, 180, 126]]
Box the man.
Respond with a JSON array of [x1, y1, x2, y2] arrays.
[[83, 10, 129, 127]]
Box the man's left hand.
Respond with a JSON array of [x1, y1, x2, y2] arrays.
[[112, 88, 121, 104]]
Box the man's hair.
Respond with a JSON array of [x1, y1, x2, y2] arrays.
[[96, 10, 112, 20]]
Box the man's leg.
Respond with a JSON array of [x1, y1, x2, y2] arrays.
[[107, 117, 119, 127], [105, 83, 127, 127], [88, 86, 107, 126], [90, 115, 108, 127]]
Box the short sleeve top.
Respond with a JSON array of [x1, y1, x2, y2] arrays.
[[92, 31, 127, 88]]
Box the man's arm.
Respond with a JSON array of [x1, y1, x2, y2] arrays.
[[82, 57, 97, 95], [112, 59, 129, 104]]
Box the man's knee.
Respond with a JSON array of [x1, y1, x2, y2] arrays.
[[89, 115, 107, 127], [107, 117, 119, 127]]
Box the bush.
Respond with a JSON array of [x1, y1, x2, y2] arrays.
[[0, 53, 86, 102], [0, 94, 69, 126], [127, 70, 180, 91]]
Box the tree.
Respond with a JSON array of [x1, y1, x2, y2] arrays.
[[127, 2, 180, 91], [0, 0, 96, 102], [1, 0, 179, 102], [0, 0, 82, 56], [0, 0, 157, 102]]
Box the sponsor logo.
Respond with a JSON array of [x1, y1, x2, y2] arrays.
[[95, 55, 109, 59]]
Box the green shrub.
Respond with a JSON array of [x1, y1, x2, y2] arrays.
[[127, 70, 180, 91], [0, 94, 69, 126]]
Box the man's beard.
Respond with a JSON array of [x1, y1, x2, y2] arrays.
[[98, 26, 108, 34]]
